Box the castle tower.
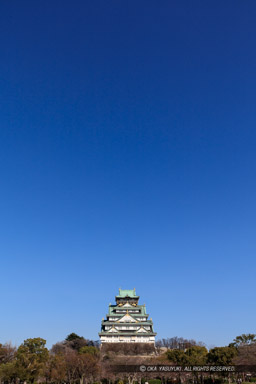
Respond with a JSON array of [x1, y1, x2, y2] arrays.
[[99, 289, 156, 343]]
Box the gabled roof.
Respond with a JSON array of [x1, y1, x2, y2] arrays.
[[107, 327, 118, 333], [116, 289, 139, 298], [102, 321, 152, 327], [108, 304, 147, 316], [117, 313, 137, 323]]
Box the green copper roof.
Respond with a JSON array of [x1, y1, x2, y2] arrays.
[[108, 305, 147, 316], [116, 289, 138, 298], [100, 289, 157, 340]]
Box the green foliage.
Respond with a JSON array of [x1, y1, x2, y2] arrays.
[[65, 333, 89, 351], [79, 346, 99, 356], [167, 344, 238, 366], [16, 337, 49, 383], [231, 334, 256, 347], [166, 346, 208, 365], [166, 348, 187, 364], [0, 361, 17, 382], [148, 380, 162, 384], [208, 346, 238, 364], [185, 346, 208, 365], [1, 333, 255, 384], [65, 333, 83, 341]]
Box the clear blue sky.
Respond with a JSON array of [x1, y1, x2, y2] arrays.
[[0, 0, 255, 349]]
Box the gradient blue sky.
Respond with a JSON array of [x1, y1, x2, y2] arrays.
[[0, 0, 256, 349]]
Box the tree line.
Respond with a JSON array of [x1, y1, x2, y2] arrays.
[[0, 333, 100, 384], [163, 334, 256, 365], [0, 333, 255, 384], [155, 337, 206, 350]]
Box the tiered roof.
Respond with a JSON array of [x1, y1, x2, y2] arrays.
[[115, 288, 139, 299], [99, 289, 156, 339]]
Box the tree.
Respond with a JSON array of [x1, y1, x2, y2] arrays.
[[231, 334, 256, 347], [0, 343, 17, 384], [64, 348, 79, 384], [76, 353, 99, 384], [65, 333, 83, 342], [233, 343, 256, 364], [185, 346, 208, 365], [64, 333, 88, 352], [166, 345, 208, 365], [51, 341, 70, 355], [45, 354, 67, 384], [166, 349, 188, 364], [0, 361, 18, 384], [208, 346, 237, 365], [156, 337, 205, 350], [16, 338, 49, 383], [79, 346, 99, 357], [0, 343, 16, 364]]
